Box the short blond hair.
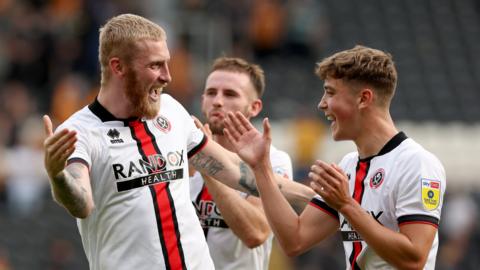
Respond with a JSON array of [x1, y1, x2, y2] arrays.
[[316, 45, 397, 105], [98, 14, 166, 86], [211, 57, 265, 98]]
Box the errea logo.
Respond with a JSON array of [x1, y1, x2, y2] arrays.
[[107, 128, 124, 144]]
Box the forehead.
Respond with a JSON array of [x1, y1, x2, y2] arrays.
[[132, 39, 170, 63], [205, 70, 255, 95], [324, 77, 352, 91]]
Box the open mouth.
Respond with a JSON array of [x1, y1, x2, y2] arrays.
[[149, 87, 162, 102]]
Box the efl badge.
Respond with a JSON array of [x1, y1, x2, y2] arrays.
[[369, 168, 385, 189], [154, 115, 171, 133], [421, 178, 441, 211]]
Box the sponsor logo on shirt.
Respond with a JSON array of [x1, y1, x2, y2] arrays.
[[107, 128, 124, 144], [112, 151, 185, 191], [421, 178, 440, 211], [369, 168, 385, 189]]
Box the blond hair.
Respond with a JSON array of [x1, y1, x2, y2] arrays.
[[98, 14, 166, 86], [211, 57, 265, 98], [316, 45, 397, 105]]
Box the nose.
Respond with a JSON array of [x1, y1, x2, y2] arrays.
[[317, 95, 327, 111], [159, 63, 172, 84], [212, 93, 223, 107]]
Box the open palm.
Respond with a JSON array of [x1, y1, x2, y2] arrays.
[[223, 112, 271, 168]]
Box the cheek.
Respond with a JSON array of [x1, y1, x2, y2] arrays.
[[330, 101, 354, 121]]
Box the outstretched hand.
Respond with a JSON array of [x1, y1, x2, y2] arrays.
[[223, 111, 271, 168], [43, 115, 77, 180]]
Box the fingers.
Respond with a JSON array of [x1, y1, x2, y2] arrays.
[[309, 161, 342, 192], [234, 111, 253, 131], [204, 124, 213, 138], [47, 130, 77, 155], [191, 115, 203, 129], [43, 115, 53, 136], [50, 133, 77, 161], [262, 118, 271, 140], [224, 113, 241, 141]]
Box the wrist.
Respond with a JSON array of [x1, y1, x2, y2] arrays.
[[338, 197, 358, 215]]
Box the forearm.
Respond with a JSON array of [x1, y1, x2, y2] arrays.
[[204, 175, 270, 247], [251, 162, 305, 252], [50, 168, 93, 218], [340, 202, 426, 269]]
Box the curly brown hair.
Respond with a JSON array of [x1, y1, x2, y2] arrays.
[[316, 45, 397, 105], [211, 57, 265, 98]]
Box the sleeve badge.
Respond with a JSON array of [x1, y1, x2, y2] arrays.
[[421, 178, 441, 211]]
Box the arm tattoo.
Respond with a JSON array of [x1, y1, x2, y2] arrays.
[[239, 162, 259, 196], [52, 164, 88, 215], [190, 152, 225, 176]]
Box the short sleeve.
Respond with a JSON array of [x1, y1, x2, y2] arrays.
[[309, 195, 339, 221], [270, 147, 293, 179], [58, 120, 92, 169], [162, 94, 207, 158], [395, 152, 446, 227]]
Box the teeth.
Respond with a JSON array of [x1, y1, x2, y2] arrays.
[[326, 115, 334, 121]]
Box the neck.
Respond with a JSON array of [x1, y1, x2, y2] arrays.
[[97, 84, 133, 119], [354, 113, 398, 159]]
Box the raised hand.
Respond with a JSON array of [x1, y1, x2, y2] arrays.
[[192, 115, 213, 139], [308, 160, 352, 211], [223, 111, 271, 168], [43, 115, 77, 180]]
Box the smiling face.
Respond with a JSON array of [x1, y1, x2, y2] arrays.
[[125, 39, 171, 119], [201, 70, 261, 135], [318, 78, 361, 141]]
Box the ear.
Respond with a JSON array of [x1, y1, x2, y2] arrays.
[[109, 57, 126, 77], [358, 88, 374, 109], [249, 99, 263, 118]]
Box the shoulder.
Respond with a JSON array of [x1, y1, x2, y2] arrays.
[[269, 145, 292, 163], [57, 106, 99, 132], [396, 139, 444, 170], [339, 151, 359, 166]]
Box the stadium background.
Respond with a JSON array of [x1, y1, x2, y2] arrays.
[[0, 0, 479, 269]]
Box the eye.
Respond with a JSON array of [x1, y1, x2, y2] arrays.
[[224, 90, 239, 97], [204, 89, 217, 96]]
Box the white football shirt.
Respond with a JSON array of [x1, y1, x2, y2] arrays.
[[310, 132, 446, 270], [58, 94, 215, 270], [190, 145, 292, 270]]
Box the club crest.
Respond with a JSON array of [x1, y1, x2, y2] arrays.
[[369, 168, 385, 189], [154, 115, 171, 133]]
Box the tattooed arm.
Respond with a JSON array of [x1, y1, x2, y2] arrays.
[[43, 115, 94, 218], [189, 138, 314, 206], [50, 163, 94, 218]]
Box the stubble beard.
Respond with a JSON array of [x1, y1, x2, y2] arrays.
[[125, 67, 160, 119]]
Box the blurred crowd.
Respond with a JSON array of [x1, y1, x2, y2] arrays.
[[0, 0, 479, 269]]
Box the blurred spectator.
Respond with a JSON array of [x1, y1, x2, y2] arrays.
[[284, 0, 329, 58], [249, 0, 286, 57], [50, 73, 91, 124], [167, 33, 195, 108], [4, 115, 48, 218], [437, 190, 479, 270], [1, 80, 36, 147], [290, 112, 326, 181]]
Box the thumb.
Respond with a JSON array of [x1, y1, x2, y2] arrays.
[[43, 115, 53, 136], [262, 118, 271, 141]]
